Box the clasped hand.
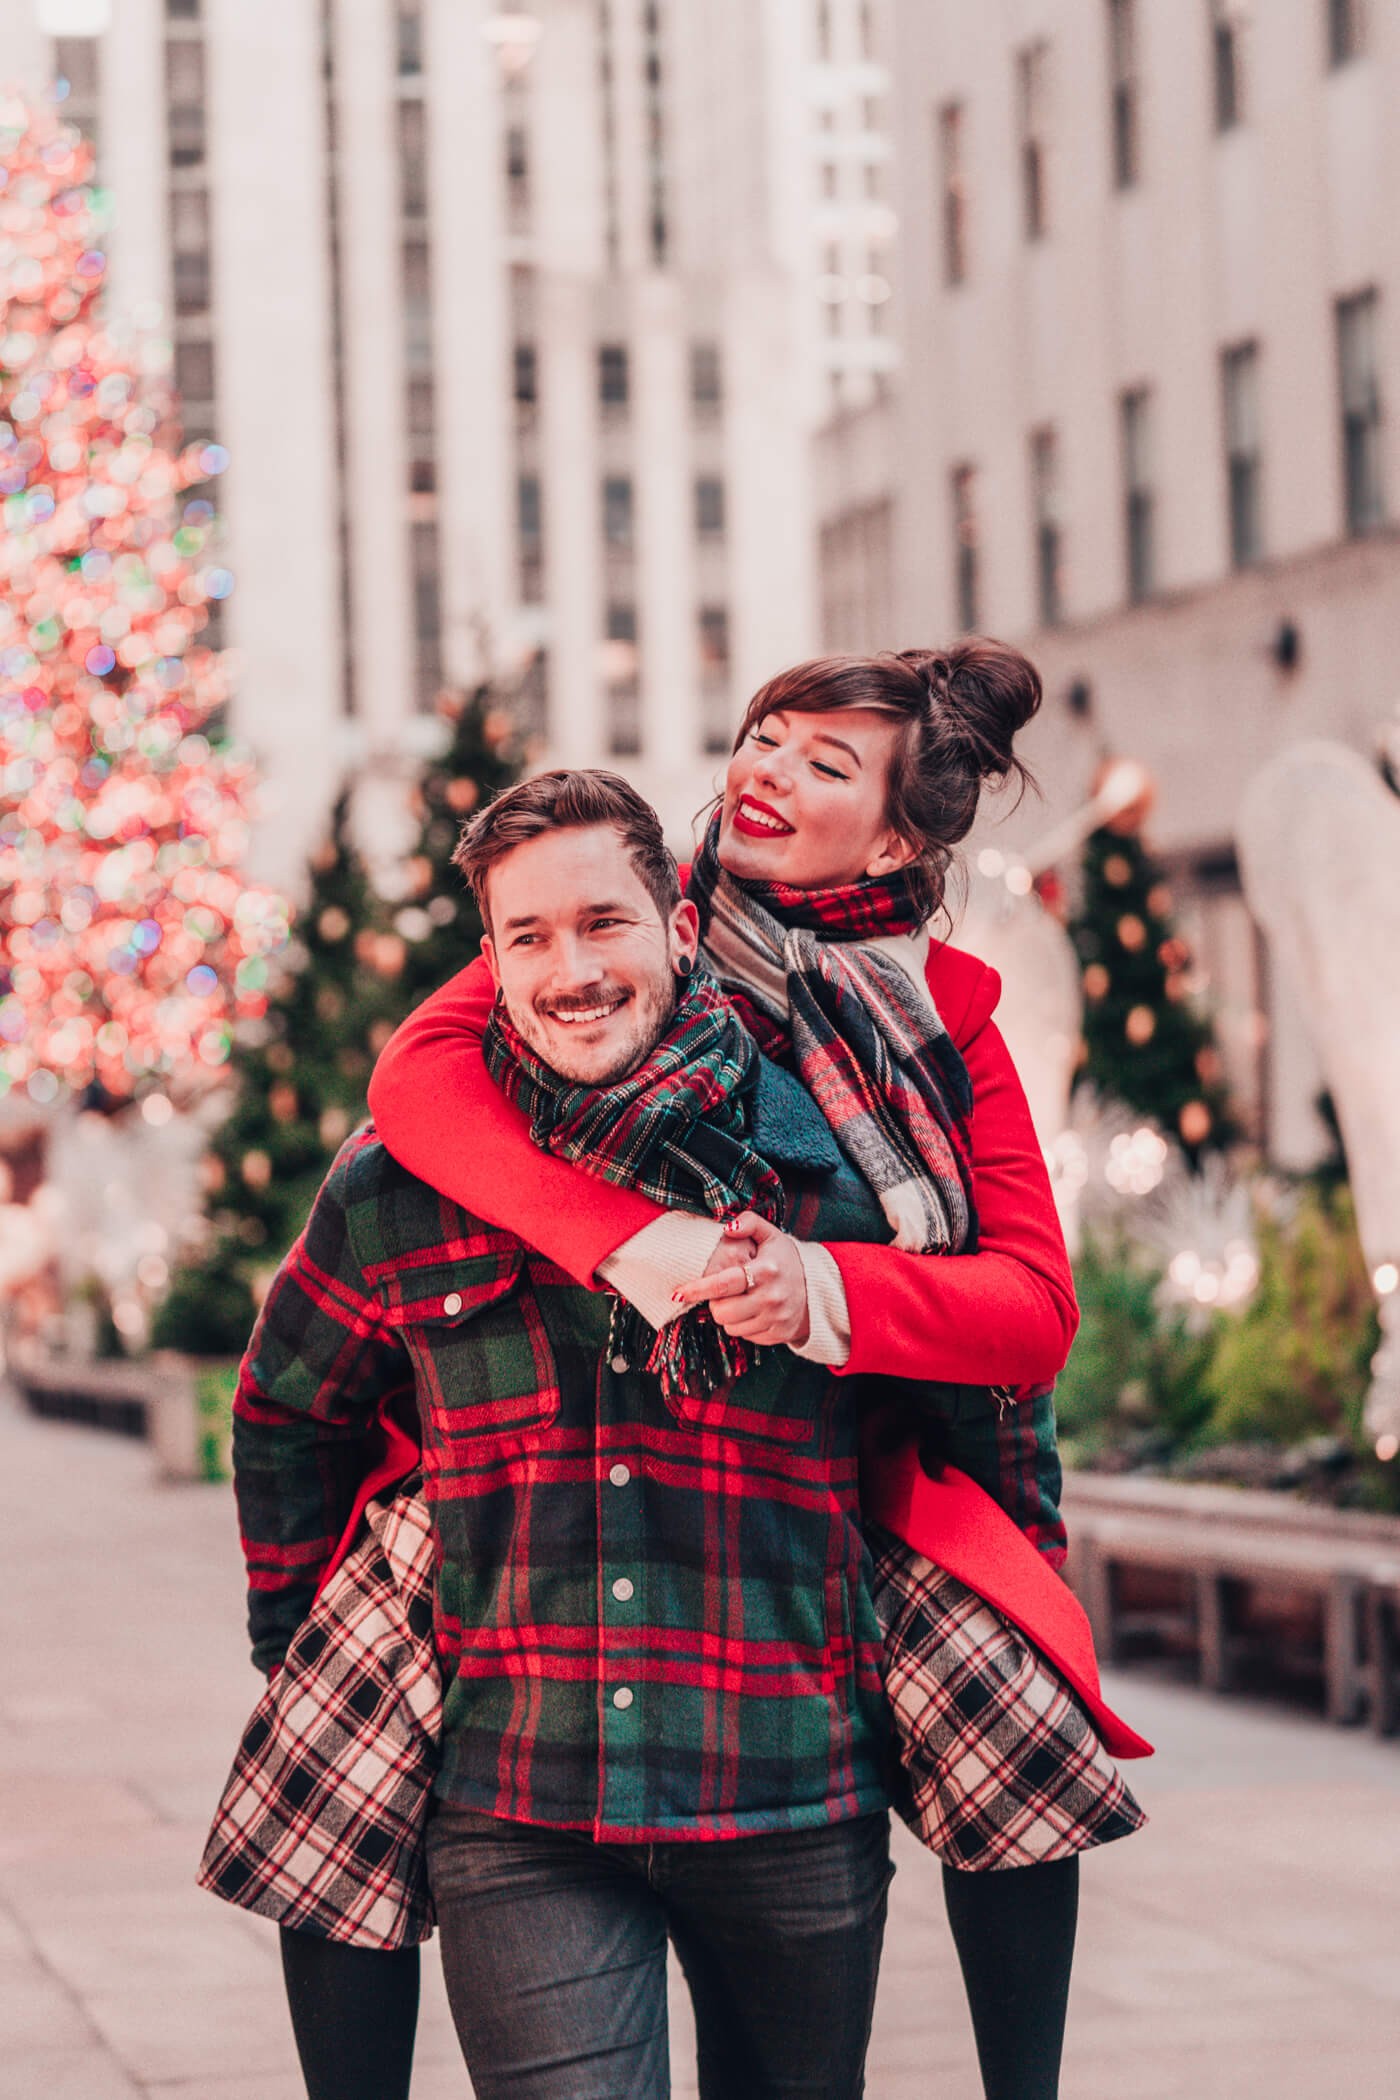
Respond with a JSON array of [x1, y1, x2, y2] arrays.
[[669, 1210, 811, 1349]]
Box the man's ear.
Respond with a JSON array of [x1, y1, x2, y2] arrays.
[[864, 830, 918, 880], [669, 898, 701, 971], [481, 934, 502, 992]]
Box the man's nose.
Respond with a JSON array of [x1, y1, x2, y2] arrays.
[[549, 934, 607, 990]]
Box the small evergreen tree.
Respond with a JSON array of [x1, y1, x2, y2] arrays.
[[391, 687, 523, 1008], [1070, 825, 1234, 1164], [208, 790, 406, 1254], [155, 792, 402, 1350]]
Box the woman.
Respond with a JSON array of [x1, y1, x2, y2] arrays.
[[206, 641, 1146, 2100]]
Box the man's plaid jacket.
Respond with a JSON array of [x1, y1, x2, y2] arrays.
[[234, 1073, 912, 1845]]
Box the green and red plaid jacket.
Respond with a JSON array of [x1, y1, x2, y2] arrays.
[[233, 1101, 896, 1844]]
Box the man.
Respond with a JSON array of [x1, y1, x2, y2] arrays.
[[234, 771, 894, 2100]]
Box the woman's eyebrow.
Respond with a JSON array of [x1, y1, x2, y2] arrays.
[[810, 732, 861, 766]]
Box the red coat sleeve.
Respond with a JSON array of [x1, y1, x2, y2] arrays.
[[828, 943, 1078, 1386], [366, 957, 662, 1287]]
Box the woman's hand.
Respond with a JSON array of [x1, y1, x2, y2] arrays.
[[673, 1211, 811, 1347]]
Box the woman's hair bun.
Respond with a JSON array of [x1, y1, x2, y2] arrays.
[[896, 638, 1042, 789]]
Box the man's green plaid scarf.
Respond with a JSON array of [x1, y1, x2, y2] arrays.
[[483, 967, 785, 1398]]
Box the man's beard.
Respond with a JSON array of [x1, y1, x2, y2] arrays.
[[510, 973, 679, 1085]]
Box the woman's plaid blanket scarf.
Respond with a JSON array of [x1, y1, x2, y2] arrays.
[[483, 969, 786, 1397], [687, 813, 977, 1257]]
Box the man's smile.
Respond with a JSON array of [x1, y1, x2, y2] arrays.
[[541, 993, 631, 1026]]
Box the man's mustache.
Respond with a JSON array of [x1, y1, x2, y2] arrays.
[[535, 984, 632, 1018]]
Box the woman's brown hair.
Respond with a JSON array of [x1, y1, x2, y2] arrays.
[[732, 638, 1042, 919]]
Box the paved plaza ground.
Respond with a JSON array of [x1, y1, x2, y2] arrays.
[[1, 1383, 1397, 2100]]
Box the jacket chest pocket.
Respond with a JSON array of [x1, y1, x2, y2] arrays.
[[381, 1263, 561, 1436], [665, 1348, 825, 1447]]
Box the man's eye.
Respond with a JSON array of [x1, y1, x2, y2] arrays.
[[511, 933, 539, 948]]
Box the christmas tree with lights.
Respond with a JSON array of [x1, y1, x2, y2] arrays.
[[391, 686, 523, 1008], [0, 94, 287, 1115], [1070, 823, 1234, 1164]]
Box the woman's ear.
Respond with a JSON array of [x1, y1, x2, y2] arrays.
[[864, 831, 918, 880]]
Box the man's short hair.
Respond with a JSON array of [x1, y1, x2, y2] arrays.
[[452, 769, 682, 932]]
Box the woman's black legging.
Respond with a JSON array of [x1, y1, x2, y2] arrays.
[[275, 1857, 1076, 2100], [279, 1927, 420, 2100], [942, 1856, 1079, 2100]]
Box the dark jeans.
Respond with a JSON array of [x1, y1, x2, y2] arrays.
[[426, 1803, 893, 2100]]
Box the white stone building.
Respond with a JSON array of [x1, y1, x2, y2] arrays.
[[817, 0, 1400, 1163], [6, 0, 904, 885]]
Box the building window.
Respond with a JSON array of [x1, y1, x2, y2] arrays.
[[1222, 343, 1262, 565], [699, 606, 732, 755], [1108, 0, 1139, 190], [1030, 429, 1062, 626], [820, 160, 839, 200], [166, 36, 206, 167], [396, 2, 422, 76], [605, 603, 640, 757], [170, 187, 210, 314], [816, 1, 832, 62], [1338, 290, 1384, 533], [407, 375, 436, 495], [1017, 43, 1050, 242], [516, 647, 548, 742], [505, 122, 529, 215], [513, 341, 537, 406], [695, 477, 725, 537], [174, 338, 214, 406], [691, 341, 722, 411], [398, 98, 428, 217], [410, 519, 442, 709], [53, 37, 100, 148], [166, 0, 199, 17], [599, 343, 629, 409], [939, 103, 968, 286], [1212, 1, 1242, 130], [642, 0, 668, 268], [1327, 0, 1366, 68], [401, 237, 431, 368], [602, 476, 634, 547], [1121, 387, 1155, 601], [518, 474, 543, 603], [819, 498, 894, 654], [950, 466, 978, 631]]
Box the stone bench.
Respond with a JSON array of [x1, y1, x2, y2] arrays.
[[1061, 1470, 1400, 1733]]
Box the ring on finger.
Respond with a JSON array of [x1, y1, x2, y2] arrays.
[[742, 1262, 755, 1293]]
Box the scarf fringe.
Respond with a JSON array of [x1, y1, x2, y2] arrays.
[[609, 1297, 762, 1403]]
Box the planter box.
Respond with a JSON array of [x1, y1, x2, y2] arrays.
[[11, 1343, 236, 1483]]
